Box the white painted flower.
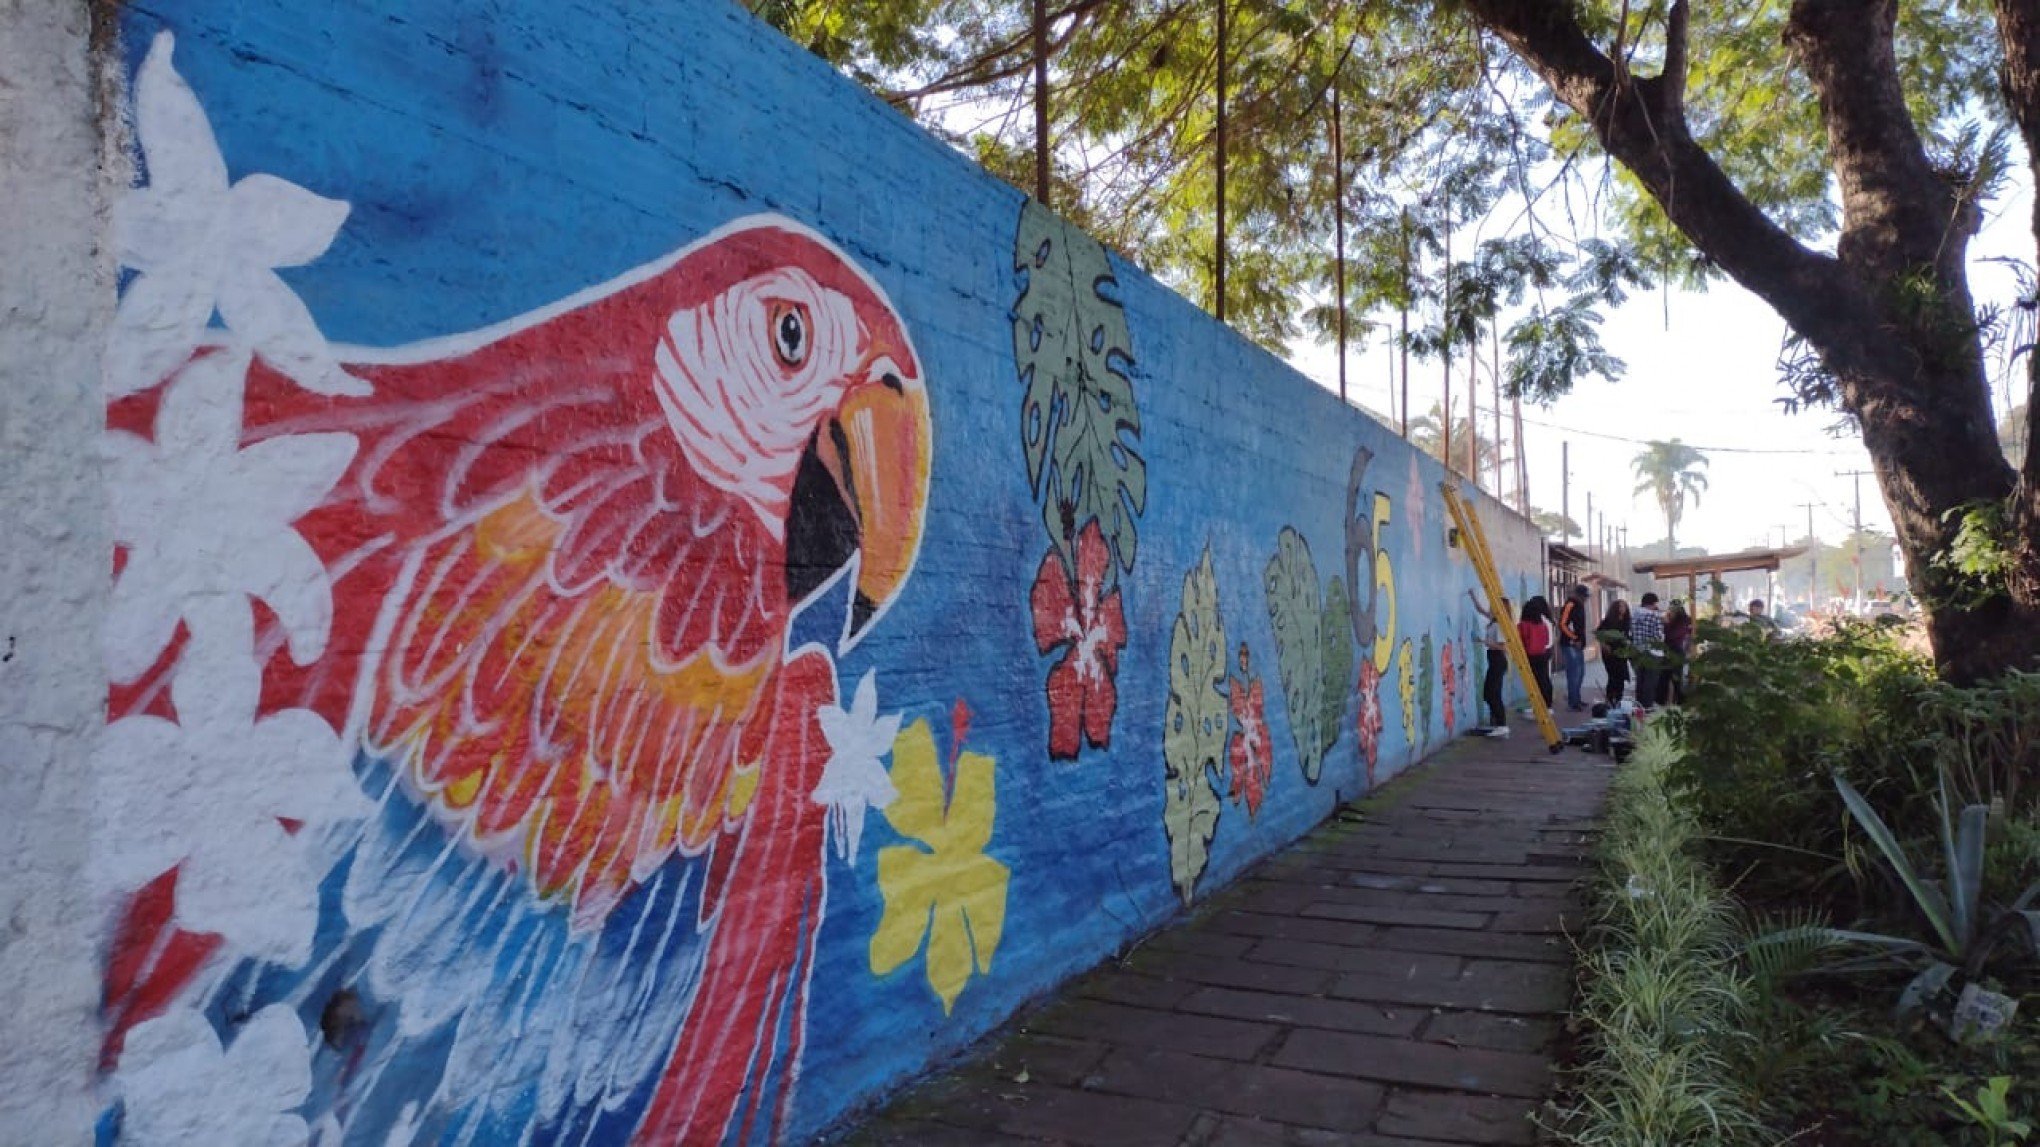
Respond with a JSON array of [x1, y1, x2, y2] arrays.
[[104, 348, 355, 684], [92, 603, 370, 964], [107, 30, 368, 400], [115, 1004, 313, 1147], [811, 670, 902, 863]]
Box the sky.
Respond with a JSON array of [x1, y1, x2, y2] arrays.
[[1284, 185, 2036, 559]]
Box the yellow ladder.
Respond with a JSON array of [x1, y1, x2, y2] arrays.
[[1441, 482, 1563, 753]]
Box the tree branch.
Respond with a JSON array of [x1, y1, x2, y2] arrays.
[[1784, 0, 1958, 279], [1460, 0, 1903, 389], [1663, 0, 1688, 124]]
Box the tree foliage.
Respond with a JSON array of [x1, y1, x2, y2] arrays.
[[754, 0, 2040, 680]]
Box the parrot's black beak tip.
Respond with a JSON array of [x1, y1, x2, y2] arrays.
[[847, 592, 880, 644]]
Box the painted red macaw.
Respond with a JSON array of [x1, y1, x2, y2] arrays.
[[105, 216, 931, 1144]]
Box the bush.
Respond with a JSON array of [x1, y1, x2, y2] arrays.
[[1550, 723, 1768, 1146], [1666, 619, 2040, 906]]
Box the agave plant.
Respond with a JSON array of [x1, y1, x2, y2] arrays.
[[1749, 771, 2040, 1024]]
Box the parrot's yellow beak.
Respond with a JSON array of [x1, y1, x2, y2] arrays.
[[786, 360, 931, 647]]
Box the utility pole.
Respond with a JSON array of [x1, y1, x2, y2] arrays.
[[1798, 501, 1819, 608], [1398, 208, 1411, 439], [1836, 470, 1871, 610], [1441, 225, 1452, 473], [1560, 441, 1571, 543], [1032, 0, 1050, 205], [1512, 395, 1528, 513], [1491, 325, 1504, 496], [1467, 356, 1479, 484]]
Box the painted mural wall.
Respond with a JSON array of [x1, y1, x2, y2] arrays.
[[83, 2, 1542, 1143]]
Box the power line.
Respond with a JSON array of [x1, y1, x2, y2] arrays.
[[1512, 412, 1860, 456]]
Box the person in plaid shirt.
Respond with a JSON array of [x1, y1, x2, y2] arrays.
[[1629, 593, 1666, 708]]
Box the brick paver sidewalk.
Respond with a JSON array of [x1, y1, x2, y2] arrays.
[[837, 731, 1612, 1146]]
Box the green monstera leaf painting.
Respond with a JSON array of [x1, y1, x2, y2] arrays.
[[1319, 576, 1355, 757], [1417, 633, 1436, 746], [1012, 200, 1145, 571], [1163, 550, 1228, 903], [1264, 528, 1328, 783]]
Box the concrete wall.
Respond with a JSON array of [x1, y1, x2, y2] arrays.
[[6, 1, 1538, 1142]]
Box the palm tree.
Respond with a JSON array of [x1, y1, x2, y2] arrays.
[[1631, 439, 1709, 557], [1409, 401, 1499, 478]]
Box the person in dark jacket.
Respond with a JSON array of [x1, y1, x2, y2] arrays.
[[1596, 598, 1631, 706], [1657, 601, 1695, 706], [1557, 584, 1591, 711]]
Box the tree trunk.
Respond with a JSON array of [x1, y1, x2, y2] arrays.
[[1465, 0, 2040, 682]]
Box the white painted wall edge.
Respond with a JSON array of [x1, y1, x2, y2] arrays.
[[0, 0, 118, 1140]]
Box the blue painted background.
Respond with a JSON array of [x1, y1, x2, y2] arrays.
[[109, 1, 1540, 1141]]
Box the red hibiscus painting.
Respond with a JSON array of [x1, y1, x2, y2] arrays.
[[1228, 645, 1273, 816], [1441, 642, 1459, 731], [1030, 520, 1128, 759], [1356, 659, 1384, 788]]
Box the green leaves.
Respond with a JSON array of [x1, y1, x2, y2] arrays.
[[1836, 774, 1961, 956], [1320, 576, 1355, 758], [1505, 299, 1625, 403], [1013, 200, 1145, 572], [1164, 549, 1228, 904], [1417, 632, 1435, 742], [1264, 528, 1328, 783]]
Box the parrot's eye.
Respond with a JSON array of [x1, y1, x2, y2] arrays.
[[771, 303, 809, 368]]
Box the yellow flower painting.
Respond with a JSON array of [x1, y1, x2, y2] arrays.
[[869, 719, 1009, 1014]]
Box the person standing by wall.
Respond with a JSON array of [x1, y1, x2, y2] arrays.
[[1518, 595, 1555, 710], [1596, 598, 1632, 706], [1659, 600, 1695, 707], [1556, 584, 1591, 712], [1469, 590, 1512, 733], [1630, 593, 1666, 710]]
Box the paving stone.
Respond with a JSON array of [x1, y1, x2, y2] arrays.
[[1085, 1047, 1385, 1133], [1124, 947, 1341, 996], [1367, 926, 1570, 963], [1177, 985, 1424, 1037], [1302, 886, 1543, 916], [1269, 1030, 1552, 1098], [1144, 928, 1261, 960], [981, 1032, 1115, 1087], [1327, 962, 1566, 1015], [839, 1117, 1047, 1146], [1185, 1115, 1398, 1145], [1301, 902, 1491, 930], [1075, 968, 1202, 1010], [1245, 938, 1457, 977], [1027, 998, 1283, 1061], [834, 734, 1607, 1144], [1420, 862, 1581, 883], [1419, 1011, 1560, 1054], [991, 1084, 1204, 1146], [1373, 1089, 1540, 1144], [1204, 912, 1383, 948]]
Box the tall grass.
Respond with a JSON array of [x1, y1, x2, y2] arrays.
[[1550, 723, 1770, 1146]]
